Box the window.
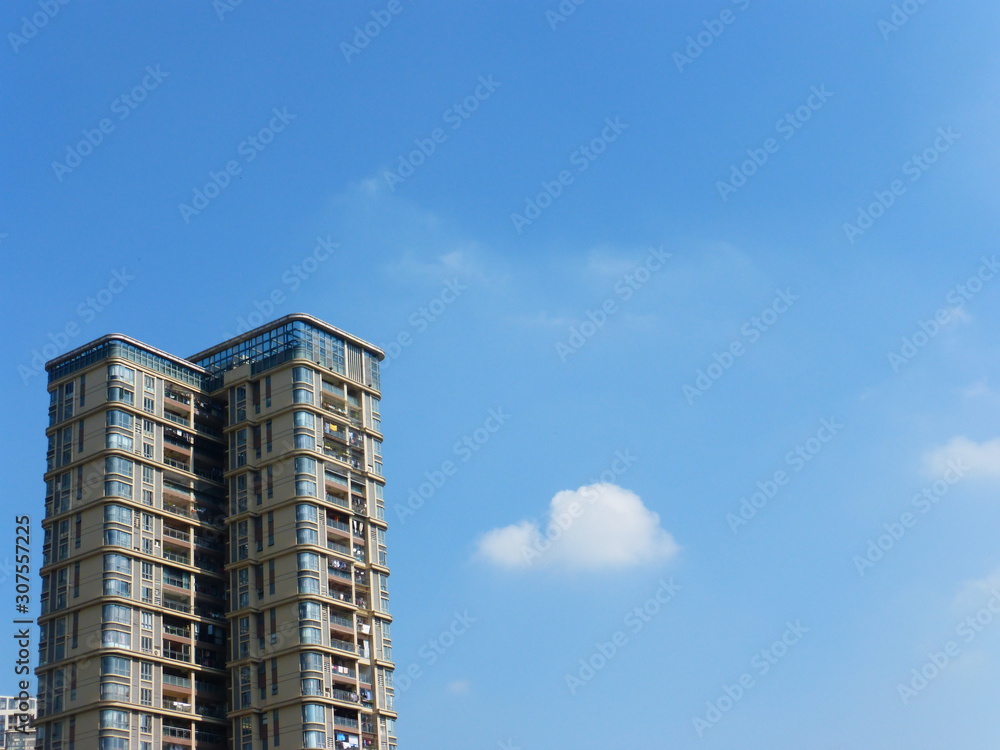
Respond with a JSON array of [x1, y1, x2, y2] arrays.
[[143, 397, 154, 413], [296, 528, 318, 545], [140, 661, 152, 680], [301, 678, 322, 696], [295, 480, 317, 497], [104, 504, 132, 525], [104, 553, 131, 574], [141, 611, 152, 629], [293, 411, 315, 429], [140, 687, 152, 706], [299, 626, 322, 645], [144, 374, 155, 392], [299, 601, 321, 621], [143, 443, 153, 458], [106, 410, 134, 429], [106, 433, 134, 451], [302, 703, 325, 723], [297, 575, 319, 594], [300, 651, 323, 672], [103, 529, 133, 548], [108, 364, 135, 384], [297, 552, 319, 571], [102, 603, 131, 625], [99, 709, 129, 730], [101, 655, 131, 677], [104, 480, 133, 500], [105, 456, 134, 477], [107, 387, 134, 405], [293, 366, 314, 384], [296, 504, 318, 522], [303, 730, 326, 748], [103, 578, 131, 598], [101, 628, 131, 648], [293, 388, 314, 404]]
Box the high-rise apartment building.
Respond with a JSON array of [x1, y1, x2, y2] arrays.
[[36, 314, 397, 750]]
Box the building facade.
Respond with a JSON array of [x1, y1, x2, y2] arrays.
[[37, 314, 397, 750], [0, 695, 37, 749]]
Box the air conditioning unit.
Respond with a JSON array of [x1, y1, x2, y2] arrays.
[[154, 647, 161, 656]]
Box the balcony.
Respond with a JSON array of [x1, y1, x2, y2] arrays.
[[162, 698, 192, 713], [163, 526, 190, 542], [326, 492, 349, 510], [162, 548, 189, 565], [331, 688, 360, 703], [164, 623, 192, 639], [164, 647, 191, 662], [165, 390, 191, 406], [330, 637, 356, 653], [163, 598, 191, 614], [163, 673, 192, 689], [164, 410, 191, 427], [163, 456, 190, 472], [334, 714, 360, 729]]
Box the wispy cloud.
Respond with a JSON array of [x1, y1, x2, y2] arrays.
[[923, 436, 1000, 480]]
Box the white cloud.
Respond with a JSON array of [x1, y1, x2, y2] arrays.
[[923, 436, 1000, 480], [446, 680, 471, 694], [475, 483, 679, 571]]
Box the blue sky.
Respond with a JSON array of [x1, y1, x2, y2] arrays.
[[4, 1, 1000, 747]]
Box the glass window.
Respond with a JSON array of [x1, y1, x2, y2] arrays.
[[299, 626, 322, 645], [295, 504, 318, 522], [107, 387, 134, 405], [102, 604, 131, 625], [101, 655, 131, 677], [296, 528, 318, 545], [303, 730, 326, 748], [104, 504, 132, 525], [297, 552, 319, 571], [301, 678, 322, 696], [302, 703, 325, 724], [105, 456, 134, 477], [104, 554, 131, 574], [106, 433, 134, 452], [295, 480, 317, 497], [106, 410, 134, 429], [298, 601, 321, 621], [293, 388, 314, 404], [294, 456, 316, 474], [297, 575, 319, 594], [108, 364, 135, 384], [293, 411, 315, 429], [293, 366, 314, 384], [300, 652, 323, 672], [104, 480, 133, 500], [103, 529, 133, 548], [100, 709, 130, 729]]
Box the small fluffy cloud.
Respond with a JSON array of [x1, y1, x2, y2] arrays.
[[475, 483, 679, 571], [923, 436, 1000, 480]]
